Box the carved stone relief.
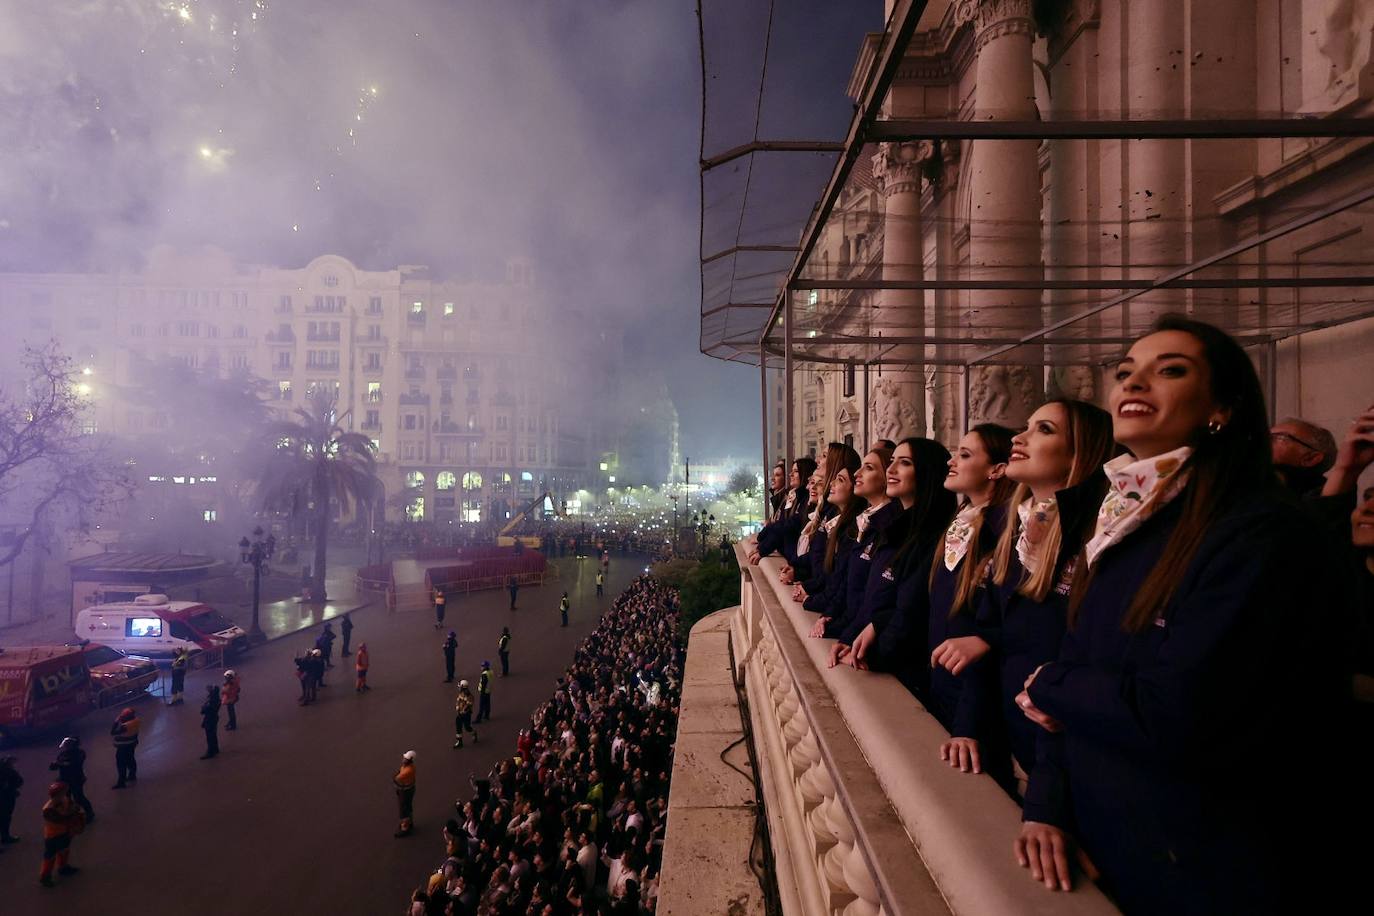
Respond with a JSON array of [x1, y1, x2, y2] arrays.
[[968, 365, 1038, 427], [1315, 0, 1374, 108], [868, 377, 922, 443]]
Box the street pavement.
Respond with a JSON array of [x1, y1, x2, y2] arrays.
[[0, 554, 651, 913]]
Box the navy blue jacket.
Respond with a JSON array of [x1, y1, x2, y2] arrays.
[[756, 510, 806, 565], [1026, 484, 1352, 915], [823, 502, 900, 640], [803, 532, 856, 615]]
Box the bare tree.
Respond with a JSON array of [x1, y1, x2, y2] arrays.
[[0, 344, 129, 568]]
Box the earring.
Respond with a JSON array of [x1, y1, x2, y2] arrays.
[[1207, 419, 1223, 435]]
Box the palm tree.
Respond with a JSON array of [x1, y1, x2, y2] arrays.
[[254, 390, 378, 601]]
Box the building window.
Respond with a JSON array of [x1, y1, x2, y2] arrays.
[[276, 352, 292, 370], [176, 321, 199, 337], [230, 353, 249, 370], [233, 324, 247, 338], [367, 382, 381, 403], [443, 302, 454, 316], [277, 380, 292, 401], [365, 352, 381, 370], [306, 350, 339, 370], [462, 471, 482, 491], [404, 414, 417, 431], [368, 296, 382, 314], [203, 509, 218, 523], [278, 295, 293, 312], [129, 323, 144, 337], [411, 301, 423, 314], [495, 415, 508, 431], [496, 444, 507, 461], [323, 274, 339, 287], [367, 324, 381, 340], [363, 409, 379, 429], [436, 471, 457, 491]]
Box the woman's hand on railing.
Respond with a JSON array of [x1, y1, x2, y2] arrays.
[[808, 617, 829, 638], [791, 583, 806, 602], [930, 636, 991, 676], [747, 549, 761, 565], [1015, 821, 1073, 892], [778, 565, 795, 585], [827, 641, 851, 668], [845, 623, 875, 670], [939, 736, 981, 774]]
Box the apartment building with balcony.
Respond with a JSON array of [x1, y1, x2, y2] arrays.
[[0, 245, 616, 527]]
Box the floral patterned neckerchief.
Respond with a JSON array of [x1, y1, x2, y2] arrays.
[[1084, 446, 1193, 568], [1015, 497, 1058, 576], [855, 500, 887, 537], [943, 503, 982, 572]]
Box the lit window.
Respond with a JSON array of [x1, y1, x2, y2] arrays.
[[406, 471, 425, 489], [203, 509, 218, 522], [521, 471, 533, 482], [436, 471, 457, 491], [172, 476, 186, 484], [370, 438, 381, 452], [201, 476, 217, 483], [599, 462, 608, 471], [608, 476, 616, 483], [411, 301, 423, 314], [444, 302, 454, 316], [147, 475, 166, 483]]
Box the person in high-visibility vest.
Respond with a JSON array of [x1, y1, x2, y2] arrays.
[[559, 593, 570, 627], [221, 670, 241, 731], [475, 662, 492, 723], [38, 781, 84, 887], [452, 681, 477, 748], [595, 571, 604, 597], [392, 751, 416, 838], [355, 643, 371, 692], [169, 647, 190, 705], [497, 627, 511, 677], [432, 588, 446, 629], [110, 708, 140, 789]]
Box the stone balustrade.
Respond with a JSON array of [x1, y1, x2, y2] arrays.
[[710, 538, 1120, 916]]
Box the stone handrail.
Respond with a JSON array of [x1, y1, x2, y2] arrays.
[[731, 538, 1119, 916]]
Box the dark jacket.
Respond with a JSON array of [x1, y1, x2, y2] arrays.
[[50, 748, 86, 786], [803, 534, 856, 615], [824, 502, 901, 639], [1026, 483, 1354, 915], [755, 511, 806, 565]]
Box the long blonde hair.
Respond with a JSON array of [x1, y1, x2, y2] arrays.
[[989, 401, 1116, 602]]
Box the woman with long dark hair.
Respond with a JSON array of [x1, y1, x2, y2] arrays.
[[1014, 317, 1353, 912], [830, 437, 956, 669], [748, 456, 818, 566], [813, 446, 894, 639], [786, 444, 853, 590], [938, 402, 1114, 789], [795, 446, 864, 604]]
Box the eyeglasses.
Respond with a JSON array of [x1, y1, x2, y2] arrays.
[[1269, 430, 1320, 452]]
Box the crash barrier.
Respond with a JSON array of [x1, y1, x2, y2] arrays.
[[425, 553, 548, 595], [355, 563, 394, 592], [412, 544, 529, 562], [709, 539, 1120, 916]]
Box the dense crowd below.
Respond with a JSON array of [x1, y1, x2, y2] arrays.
[[748, 315, 1374, 915], [406, 575, 683, 916]]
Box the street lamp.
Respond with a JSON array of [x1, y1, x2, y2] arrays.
[[239, 525, 276, 644], [694, 512, 715, 560], [669, 494, 680, 549]]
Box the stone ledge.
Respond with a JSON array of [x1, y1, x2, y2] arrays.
[[661, 607, 765, 916]]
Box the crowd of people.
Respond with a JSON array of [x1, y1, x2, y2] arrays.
[[402, 575, 682, 915], [750, 315, 1374, 915]]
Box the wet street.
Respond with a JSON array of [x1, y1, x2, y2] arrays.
[[0, 555, 649, 913]]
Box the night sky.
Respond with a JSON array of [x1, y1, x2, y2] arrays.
[[0, 0, 799, 459]]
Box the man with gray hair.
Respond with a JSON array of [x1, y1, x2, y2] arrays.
[[1270, 416, 1338, 497]]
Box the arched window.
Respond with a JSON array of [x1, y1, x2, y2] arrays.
[[405, 471, 426, 490], [436, 471, 457, 491], [462, 471, 483, 491]]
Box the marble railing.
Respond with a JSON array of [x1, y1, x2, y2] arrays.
[[729, 539, 1119, 916]]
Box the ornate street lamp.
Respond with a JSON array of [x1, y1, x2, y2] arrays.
[[239, 525, 276, 644]]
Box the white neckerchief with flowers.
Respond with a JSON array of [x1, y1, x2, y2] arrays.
[[796, 508, 821, 556], [1084, 446, 1193, 568], [943, 502, 982, 572], [1015, 497, 1058, 577], [855, 500, 887, 537]]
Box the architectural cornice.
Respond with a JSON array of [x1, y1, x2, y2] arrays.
[[955, 0, 1035, 51]]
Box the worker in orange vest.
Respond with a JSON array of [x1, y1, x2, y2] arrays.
[[221, 670, 241, 731], [355, 643, 371, 692], [38, 782, 84, 888], [393, 750, 416, 837]]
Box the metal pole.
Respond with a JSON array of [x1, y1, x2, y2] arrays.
[[1265, 339, 1278, 424], [784, 291, 794, 471], [961, 365, 971, 432], [760, 345, 770, 522], [862, 362, 870, 449]]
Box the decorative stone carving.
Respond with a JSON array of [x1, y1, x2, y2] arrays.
[[956, 0, 1035, 47], [869, 377, 922, 442], [1315, 0, 1374, 108], [968, 365, 1038, 427], [1050, 365, 1096, 403], [872, 141, 925, 197], [836, 398, 861, 439]]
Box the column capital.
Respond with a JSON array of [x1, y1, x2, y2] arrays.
[[872, 141, 939, 197], [956, 0, 1035, 49]]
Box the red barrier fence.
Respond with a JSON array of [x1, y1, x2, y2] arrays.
[[426, 553, 548, 594]]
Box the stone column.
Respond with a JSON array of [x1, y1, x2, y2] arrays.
[[959, 0, 1044, 427], [870, 141, 929, 443]]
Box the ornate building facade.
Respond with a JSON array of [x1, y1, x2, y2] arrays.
[[786, 0, 1374, 455]]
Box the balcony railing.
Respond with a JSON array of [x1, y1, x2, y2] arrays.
[[265, 329, 295, 343], [306, 331, 341, 342], [398, 392, 430, 405], [433, 420, 482, 436], [681, 541, 1120, 916], [436, 366, 458, 380], [407, 311, 426, 324], [405, 366, 426, 380], [360, 420, 380, 431]]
